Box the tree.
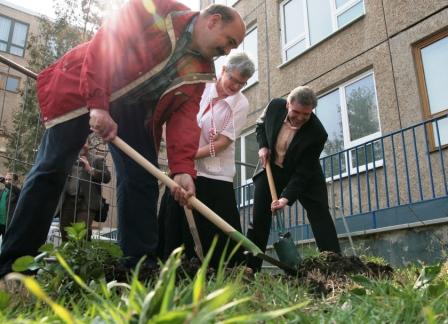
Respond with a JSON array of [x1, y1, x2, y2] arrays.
[[5, 0, 123, 175]]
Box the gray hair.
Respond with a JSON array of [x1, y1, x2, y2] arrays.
[[202, 4, 236, 23], [225, 52, 255, 79], [287, 86, 317, 108]]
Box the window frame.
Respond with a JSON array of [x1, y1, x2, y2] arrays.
[[413, 27, 448, 151], [213, 0, 238, 6], [279, 0, 365, 63], [238, 25, 258, 89], [0, 73, 21, 93], [235, 128, 257, 206], [317, 70, 383, 180], [0, 15, 29, 58]]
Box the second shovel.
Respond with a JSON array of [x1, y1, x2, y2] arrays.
[[265, 162, 301, 268]]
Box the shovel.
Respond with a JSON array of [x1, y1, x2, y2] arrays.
[[0, 53, 298, 274], [112, 137, 298, 274], [265, 163, 301, 268]]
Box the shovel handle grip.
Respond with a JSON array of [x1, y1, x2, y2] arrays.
[[265, 162, 278, 201]]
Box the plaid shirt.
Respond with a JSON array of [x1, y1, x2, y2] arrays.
[[118, 18, 199, 110]]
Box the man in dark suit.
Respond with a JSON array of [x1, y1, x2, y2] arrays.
[[247, 86, 340, 271]]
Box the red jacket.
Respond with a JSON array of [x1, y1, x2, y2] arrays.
[[37, 0, 216, 177]]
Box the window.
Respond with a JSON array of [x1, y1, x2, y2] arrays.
[[280, 0, 365, 62], [414, 29, 448, 148], [235, 130, 258, 185], [214, 26, 258, 88], [315, 71, 382, 178], [234, 130, 258, 203], [0, 74, 20, 92], [236, 26, 258, 87], [214, 0, 238, 6], [0, 15, 29, 57]]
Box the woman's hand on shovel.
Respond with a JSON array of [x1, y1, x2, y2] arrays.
[[271, 197, 288, 213], [172, 173, 196, 208]]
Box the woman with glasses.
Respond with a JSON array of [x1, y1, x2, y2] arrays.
[[159, 52, 255, 268]]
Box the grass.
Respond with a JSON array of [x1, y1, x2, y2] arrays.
[[0, 224, 447, 323]]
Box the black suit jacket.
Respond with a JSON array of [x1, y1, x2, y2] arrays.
[[254, 98, 328, 205]]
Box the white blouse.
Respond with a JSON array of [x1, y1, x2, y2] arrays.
[[195, 83, 249, 182]]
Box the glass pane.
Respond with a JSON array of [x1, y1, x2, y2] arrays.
[[244, 132, 258, 179], [308, 0, 332, 45], [0, 17, 11, 42], [214, 56, 226, 78], [336, 0, 351, 8], [337, 1, 364, 28], [12, 22, 27, 47], [283, 0, 305, 44], [433, 117, 448, 147], [243, 28, 257, 65], [242, 28, 258, 85], [321, 152, 348, 178], [5, 76, 19, 92], [317, 90, 347, 176], [285, 39, 306, 60], [0, 42, 6, 51], [421, 36, 448, 115], [350, 141, 383, 169], [346, 74, 380, 141], [9, 46, 24, 56]]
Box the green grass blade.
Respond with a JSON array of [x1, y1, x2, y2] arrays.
[[6, 273, 75, 324], [218, 300, 309, 323]]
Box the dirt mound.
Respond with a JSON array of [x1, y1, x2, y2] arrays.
[[104, 252, 393, 296], [293, 252, 394, 295], [105, 256, 212, 283]]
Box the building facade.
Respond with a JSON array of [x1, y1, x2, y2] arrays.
[[0, 0, 40, 175], [204, 0, 448, 261]]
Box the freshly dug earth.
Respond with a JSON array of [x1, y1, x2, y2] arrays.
[[106, 251, 394, 296], [292, 251, 394, 295]]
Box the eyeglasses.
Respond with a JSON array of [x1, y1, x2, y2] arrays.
[[226, 71, 248, 88]]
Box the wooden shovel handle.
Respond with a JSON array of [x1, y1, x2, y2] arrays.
[[265, 162, 278, 201], [112, 137, 235, 234]]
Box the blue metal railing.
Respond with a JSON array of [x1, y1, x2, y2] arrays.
[[235, 115, 448, 244]]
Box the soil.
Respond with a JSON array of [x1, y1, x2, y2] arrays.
[[292, 251, 394, 295], [104, 252, 394, 296]]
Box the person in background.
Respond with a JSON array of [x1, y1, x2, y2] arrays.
[[160, 52, 255, 268], [0, 0, 246, 278], [0, 173, 21, 237], [247, 86, 341, 272], [58, 140, 111, 240]]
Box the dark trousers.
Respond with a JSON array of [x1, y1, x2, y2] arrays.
[[193, 177, 245, 268], [109, 102, 159, 267], [160, 176, 245, 268], [0, 115, 90, 277], [247, 164, 341, 271], [158, 187, 196, 261]]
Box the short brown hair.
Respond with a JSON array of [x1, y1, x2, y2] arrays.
[[202, 4, 236, 23], [287, 86, 317, 108]]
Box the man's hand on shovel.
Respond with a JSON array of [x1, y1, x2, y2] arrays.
[[172, 173, 195, 208], [89, 108, 117, 141], [271, 197, 288, 213]]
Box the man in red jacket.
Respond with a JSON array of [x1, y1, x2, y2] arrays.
[[0, 0, 245, 277]]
